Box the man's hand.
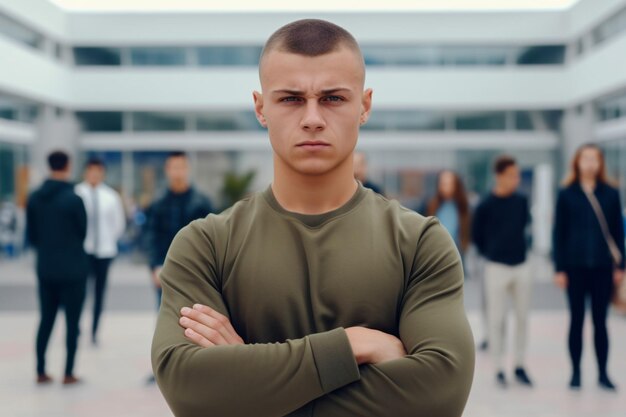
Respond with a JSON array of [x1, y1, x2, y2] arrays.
[[179, 304, 244, 347], [179, 305, 406, 364], [614, 269, 624, 287], [345, 327, 407, 365], [554, 272, 568, 289]]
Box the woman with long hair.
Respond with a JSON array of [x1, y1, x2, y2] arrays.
[[553, 143, 625, 391], [425, 170, 471, 255]]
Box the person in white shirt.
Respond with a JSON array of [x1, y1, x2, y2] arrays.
[[75, 157, 126, 345]]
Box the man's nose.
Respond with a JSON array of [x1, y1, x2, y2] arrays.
[[300, 101, 326, 132]]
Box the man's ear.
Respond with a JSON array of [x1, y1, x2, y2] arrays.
[[253, 91, 267, 128], [360, 88, 373, 125]]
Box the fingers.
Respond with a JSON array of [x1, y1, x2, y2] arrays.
[[179, 313, 230, 345], [191, 304, 243, 344], [179, 305, 243, 346], [183, 328, 215, 348]]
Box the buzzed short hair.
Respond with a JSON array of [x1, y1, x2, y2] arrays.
[[260, 19, 363, 66]]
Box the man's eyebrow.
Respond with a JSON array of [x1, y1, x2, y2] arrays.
[[270, 88, 353, 95]]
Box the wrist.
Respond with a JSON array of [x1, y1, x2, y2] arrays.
[[344, 327, 370, 365]]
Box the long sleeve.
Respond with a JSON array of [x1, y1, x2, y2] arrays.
[[471, 201, 486, 255], [609, 188, 625, 270], [552, 190, 567, 273], [26, 196, 38, 247], [145, 204, 161, 269], [74, 196, 87, 242], [113, 193, 126, 241], [300, 219, 474, 417], [151, 220, 361, 417]]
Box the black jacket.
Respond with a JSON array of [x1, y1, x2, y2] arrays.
[[146, 187, 213, 269], [26, 179, 89, 282], [553, 182, 625, 272], [472, 192, 530, 266]]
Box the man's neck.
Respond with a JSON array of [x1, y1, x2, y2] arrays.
[[492, 185, 513, 198], [169, 184, 190, 194], [50, 172, 68, 181], [271, 162, 358, 215]]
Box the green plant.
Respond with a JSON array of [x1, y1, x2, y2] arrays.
[[221, 170, 256, 209]]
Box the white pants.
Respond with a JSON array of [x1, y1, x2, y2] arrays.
[[484, 261, 533, 371]]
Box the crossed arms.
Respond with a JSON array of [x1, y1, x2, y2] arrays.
[[151, 219, 475, 417]]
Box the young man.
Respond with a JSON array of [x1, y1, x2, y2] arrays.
[[75, 157, 126, 345], [145, 151, 213, 308], [472, 155, 533, 388], [152, 20, 474, 417], [27, 151, 89, 385]]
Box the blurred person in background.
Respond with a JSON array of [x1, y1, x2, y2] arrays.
[[353, 151, 383, 195], [553, 143, 624, 391], [146, 151, 213, 308], [472, 155, 533, 388], [26, 150, 88, 385], [144, 151, 213, 383], [424, 170, 471, 258], [75, 157, 126, 346]]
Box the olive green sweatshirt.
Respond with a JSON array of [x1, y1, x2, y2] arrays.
[[152, 184, 474, 417]]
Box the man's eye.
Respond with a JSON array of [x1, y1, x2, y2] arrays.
[[322, 96, 344, 102], [280, 96, 302, 103]]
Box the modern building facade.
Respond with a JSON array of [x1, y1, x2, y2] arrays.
[[1, 0, 625, 255]]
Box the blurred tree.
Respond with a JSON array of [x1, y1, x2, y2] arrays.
[[221, 170, 256, 210]]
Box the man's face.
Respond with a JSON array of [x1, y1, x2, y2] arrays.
[[85, 165, 105, 186], [165, 156, 189, 188], [496, 164, 521, 195], [254, 47, 372, 177]]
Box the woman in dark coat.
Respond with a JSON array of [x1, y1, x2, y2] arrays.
[[553, 143, 625, 391]]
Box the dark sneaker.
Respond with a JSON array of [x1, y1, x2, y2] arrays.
[[514, 367, 533, 387], [36, 374, 53, 384], [62, 375, 81, 385], [478, 340, 489, 351], [599, 375, 617, 391], [569, 372, 581, 390], [496, 371, 507, 388]]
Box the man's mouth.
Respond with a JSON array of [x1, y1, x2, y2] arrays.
[[296, 140, 331, 148]]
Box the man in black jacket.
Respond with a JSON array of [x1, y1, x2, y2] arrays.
[[472, 155, 533, 388], [144, 151, 213, 384], [27, 150, 88, 385], [146, 151, 213, 307]]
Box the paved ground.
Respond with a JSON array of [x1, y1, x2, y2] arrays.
[[1, 255, 625, 416]]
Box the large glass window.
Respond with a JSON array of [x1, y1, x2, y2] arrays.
[[516, 45, 566, 65], [592, 6, 626, 46], [197, 46, 262, 66], [362, 45, 566, 67], [597, 91, 626, 122], [514, 110, 563, 131], [76, 111, 123, 132], [455, 112, 507, 130], [0, 12, 42, 49], [132, 112, 186, 131], [130, 47, 187, 66], [363, 110, 446, 130], [74, 47, 122, 66], [196, 111, 261, 131], [0, 95, 38, 123]]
